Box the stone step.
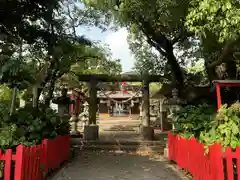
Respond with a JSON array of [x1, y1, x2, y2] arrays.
[[71, 140, 167, 146], [72, 144, 166, 153], [100, 126, 138, 132], [98, 124, 140, 129], [71, 139, 167, 146], [97, 120, 141, 124], [76, 124, 141, 132]]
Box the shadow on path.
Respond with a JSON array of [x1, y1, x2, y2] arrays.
[[51, 150, 184, 180]]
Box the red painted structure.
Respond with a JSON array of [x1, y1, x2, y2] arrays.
[[2, 136, 70, 180], [69, 90, 83, 115], [214, 80, 240, 109], [168, 132, 239, 180]]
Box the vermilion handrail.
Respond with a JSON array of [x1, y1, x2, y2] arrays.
[[214, 80, 240, 109], [0, 136, 70, 180], [168, 132, 239, 180]]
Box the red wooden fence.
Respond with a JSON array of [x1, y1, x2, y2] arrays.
[[0, 135, 70, 180], [168, 132, 240, 180]]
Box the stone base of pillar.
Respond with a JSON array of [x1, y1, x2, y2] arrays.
[[141, 126, 154, 140], [70, 131, 83, 138], [164, 147, 168, 158], [84, 125, 99, 140]]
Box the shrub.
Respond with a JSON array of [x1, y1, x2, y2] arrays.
[[199, 102, 240, 149], [0, 102, 70, 151], [172, 104, 216, 139], [173, 102, 240, 150]]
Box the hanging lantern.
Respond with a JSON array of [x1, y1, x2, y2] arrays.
[[122, 82, 127, 86], [121, 82, 129, 94]]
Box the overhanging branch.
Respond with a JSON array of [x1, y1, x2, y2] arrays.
[[76, 55, 101, 61], [208, 40, 236, 69], [137, 21, 167, 56], [146, 37, 167, 56], [171, 31, 194, 45]]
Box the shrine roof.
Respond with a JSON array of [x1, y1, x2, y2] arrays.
[[97, 91, 142, 98]]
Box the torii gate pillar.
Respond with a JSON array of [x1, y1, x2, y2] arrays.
[[141, 78, 154, 140], [84, 78, 99, 140]]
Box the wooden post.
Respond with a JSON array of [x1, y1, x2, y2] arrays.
[[142, 79, 150, 126], [141, 78, 154, 140], [89, 78, 97, 125], [216, 83, 222, 109]]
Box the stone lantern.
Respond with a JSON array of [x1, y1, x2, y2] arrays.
[[52, 88, 75, 134], [52, 88, 73, 121], [164, 88, 185, 158], [78, 101, 90, 131], [166, 88, 185, 130]]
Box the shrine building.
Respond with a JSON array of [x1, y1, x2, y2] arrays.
[[67, 82, 142, 121], [97, 83, 142, 120]]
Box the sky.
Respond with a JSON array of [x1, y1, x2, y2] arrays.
[[76, 27, 135, 72]]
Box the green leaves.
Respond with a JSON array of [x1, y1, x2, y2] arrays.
[[232, 122, 239, 135], [187, 0, 240, 42], [176, 102, 240, 151], [173, 104, 216, 139], [0, 102, 69, 151]]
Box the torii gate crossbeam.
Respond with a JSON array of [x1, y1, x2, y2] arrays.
[[75, 74, 163, 141]]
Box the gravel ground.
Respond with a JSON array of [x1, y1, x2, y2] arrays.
[[51, 150, 184, 180]]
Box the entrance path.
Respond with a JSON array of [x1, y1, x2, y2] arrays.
[[51, 150, 184, 180]]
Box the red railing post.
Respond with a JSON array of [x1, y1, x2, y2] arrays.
[[0, 135, 70, 180], [14, 145, 25, 180], [225, 147, 234, 180], [236, 148, 240, 179], [168, 133, 228, 180], [208, 143, 225, 180], [4, 149, 12, 180], [42, 139, 49, 174], [168, 132, 174, 161], [216, 83, 222, 109]]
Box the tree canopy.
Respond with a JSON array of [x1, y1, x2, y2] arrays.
[[2, 0, 240, 105], [82, 0, 240, 102], [187, 0, 240, 42], [1, 0, 123, 107]]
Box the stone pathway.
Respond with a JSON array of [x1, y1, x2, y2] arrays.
[[51, 150, 184, 180]]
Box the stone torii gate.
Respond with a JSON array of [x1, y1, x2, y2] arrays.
[[76, 74, 162, 141]]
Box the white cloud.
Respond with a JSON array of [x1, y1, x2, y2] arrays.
[[104, 28, 135, 72]]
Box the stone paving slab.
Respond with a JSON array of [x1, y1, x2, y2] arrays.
[[51, 150, 184, 180]]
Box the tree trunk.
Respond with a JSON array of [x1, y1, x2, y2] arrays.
[[165, 49, 184, 90], [206, 64, 219, 82], [44, 68, 64, 106], [10, 86, 17, 115], [32, 85, 39, 108], [44, 77, 56, 106], [226, 54, 237, 79], [139, 19, 185, 91]]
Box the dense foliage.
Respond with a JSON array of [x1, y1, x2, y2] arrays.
[[200, 103, 240, 149], [187, 0, 240, 42], [173, 102, 240, 150], [83, 0, 240, 105], [0, 0, 125, 154], [173, 104, 216, 139], [0, 103, 69, 151]]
